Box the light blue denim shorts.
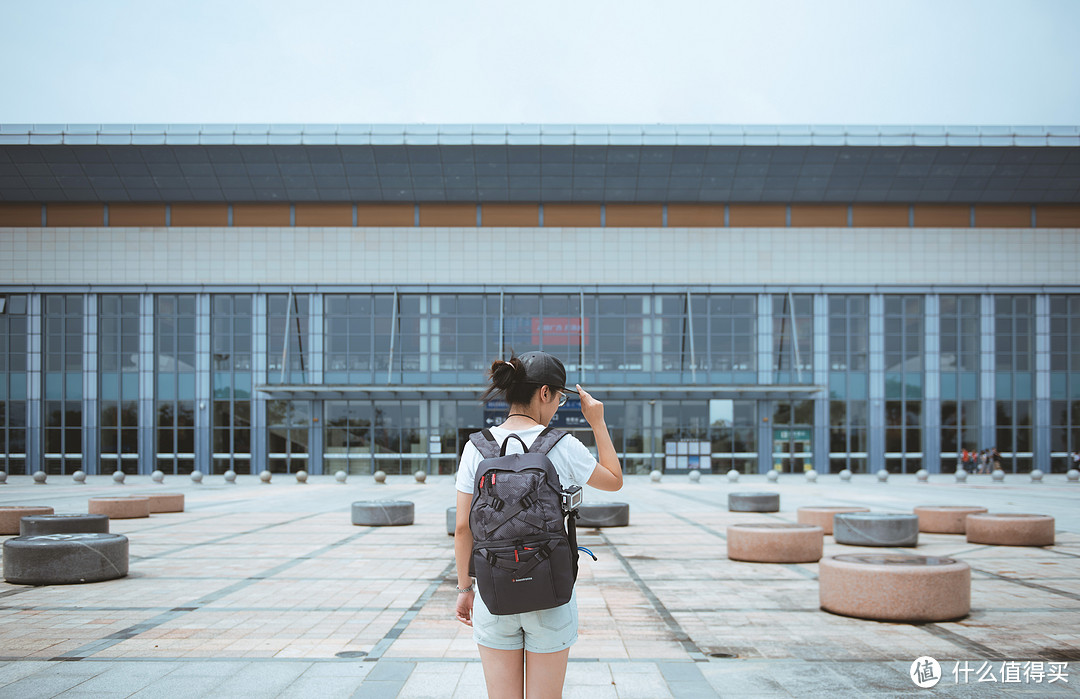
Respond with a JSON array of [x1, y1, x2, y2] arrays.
[[472, 590, 578, 653]]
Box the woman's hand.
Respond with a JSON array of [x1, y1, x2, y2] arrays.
[[455, 590, 474, 626], [577, 384, 604, 427]]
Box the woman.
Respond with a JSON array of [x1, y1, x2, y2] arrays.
[[454, 351, 623, 699]]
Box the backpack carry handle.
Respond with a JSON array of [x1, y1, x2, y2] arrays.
[[499, 434, 530, 456]]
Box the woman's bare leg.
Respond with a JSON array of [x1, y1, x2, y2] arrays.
[[478, 645, 525, 699], [524, 648, 570, 699]]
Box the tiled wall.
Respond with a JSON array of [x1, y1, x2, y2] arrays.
[[0, 226, 1076, 286]]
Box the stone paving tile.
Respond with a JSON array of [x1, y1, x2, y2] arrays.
[[2, 474, 1080, 697]]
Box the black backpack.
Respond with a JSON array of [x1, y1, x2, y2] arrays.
[[468, 427, 581, 615]]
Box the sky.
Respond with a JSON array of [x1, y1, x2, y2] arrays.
[[1, 0, 1078, 126]]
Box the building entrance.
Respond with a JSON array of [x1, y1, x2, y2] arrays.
[[772, 428, 812, 473]]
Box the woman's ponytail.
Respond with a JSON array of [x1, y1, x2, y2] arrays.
[[480, 355, 531, 404]]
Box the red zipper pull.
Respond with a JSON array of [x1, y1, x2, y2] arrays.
[[492, 473, 496, 484], [514, 549, 519, 562], [479, 475, 485, 489]]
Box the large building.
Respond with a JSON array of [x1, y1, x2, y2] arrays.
[[1, 124, 1078, 478]]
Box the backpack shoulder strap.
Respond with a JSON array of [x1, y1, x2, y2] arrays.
[[469, 429, 501, 460], [529, 427, 568, 456]]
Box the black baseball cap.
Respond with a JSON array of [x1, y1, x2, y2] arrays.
[[518, 351, 579, 395]]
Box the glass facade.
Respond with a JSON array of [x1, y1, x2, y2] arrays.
[[0, 289, 1077, 476]]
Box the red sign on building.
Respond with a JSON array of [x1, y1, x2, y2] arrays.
[[531, 317, 589, 345]]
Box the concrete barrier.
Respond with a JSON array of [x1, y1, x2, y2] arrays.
[[351, 501, 414, 526], [966, 513, 1055, 546], [833, 513, 919, 547], [796, 506, 870, 535], [3, 533, 129, 585], [146, 493, 185, 514], [819, 554, 970, 622], [728, 492, 780, 513], [577, 502, 630, 528], [1, 506, 56, 535], [88, 496, 150, 520], [727, 523, 823, 563], [913, 505, 988, 534], [20, 514, 109, 536]]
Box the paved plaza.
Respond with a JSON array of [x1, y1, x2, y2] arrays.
[[1, 470, 1079, 698]]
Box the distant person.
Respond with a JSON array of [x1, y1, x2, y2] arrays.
[[453, 351, 623, 699]]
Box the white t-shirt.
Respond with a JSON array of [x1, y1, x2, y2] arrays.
[[455, 425, 597, 495]]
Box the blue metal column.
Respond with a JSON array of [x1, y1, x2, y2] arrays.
[[82, 294, 99, 475], [25, 294, 42, 473], [813, 294, 829, 471], [980, 295, 997, 454], [868, 294, 885, 473], [251, 294, 267, 475], [195, 294, 212, 474], [757, 293, 773, 474], [924, 295, 941, 472], [138, 294, 156, 475], [1035, 294, 1051, 473], [309, 293, 324, 475]]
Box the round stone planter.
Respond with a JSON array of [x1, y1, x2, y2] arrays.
[[20, 514, 109, 536], [3, 533, 129, 585], [351, 500, 414, 526], [446, 507, 457, 536], [146, 493, 185, 514], [728, 492, 780, 513], [577, 502, 630, 528], [913, 505, 988, 534], [796, 506, 870, 535], [833, 512, 919, 547], [819, 554, 970, 622], [0, 506, 55, 535], [726, 523, 823, 563], [87, 496, 151, 520], [966, 513, 1055, 547]]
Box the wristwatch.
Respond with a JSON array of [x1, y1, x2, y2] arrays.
[[456, 582, 474, 594]]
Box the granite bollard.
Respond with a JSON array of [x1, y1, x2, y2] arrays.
[[1, 506, 55, 535], [833, 512, 919, 547], [965, 513, 1055, 547], [577, 502, 630, 528], [20, 514, 109, 536], [913, 505, 988, 534], [3, 533, 129, 585], [819, 554, 970, 622], [726, 523, 823, 563], [796, 506, 870, 535], [728, 492, 780, 513], [351, 501, 414, 526]]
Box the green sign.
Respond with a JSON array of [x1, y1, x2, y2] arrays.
[[774, 429, 811, 441]]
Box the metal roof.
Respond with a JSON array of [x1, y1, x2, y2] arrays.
[[2, 124, 1078, 204]]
